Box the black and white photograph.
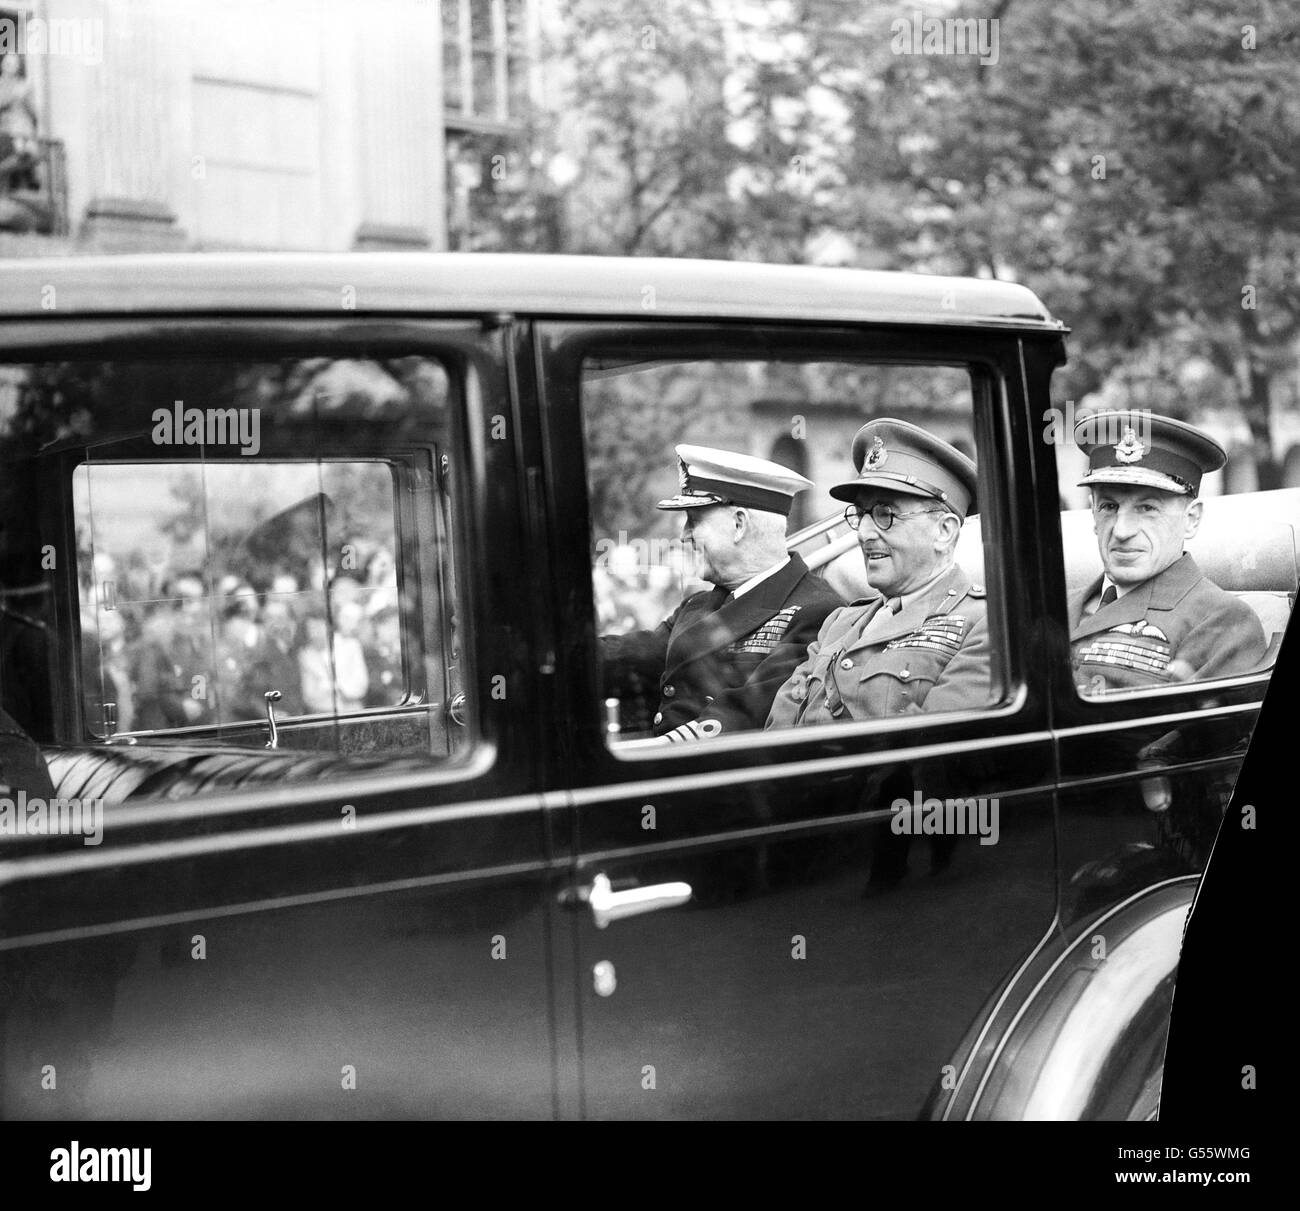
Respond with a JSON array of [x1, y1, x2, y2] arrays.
[[0, 0, 1287, 1168]]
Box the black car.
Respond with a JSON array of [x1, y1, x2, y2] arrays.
[[0, 253, 1292, 1119]]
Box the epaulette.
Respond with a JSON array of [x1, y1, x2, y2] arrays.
[[968, 583, 987, 600]]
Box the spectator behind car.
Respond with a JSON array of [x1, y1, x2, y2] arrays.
[[364, 603, 403, 707], [299, 582, 370, 715], [130, 571, 216, 729], [244, 596, 305, 717]]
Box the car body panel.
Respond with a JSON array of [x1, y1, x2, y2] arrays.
[[0, 254, 1283, 1119], [0, 253, 1061, 330], [0, 310, 565, 1119]]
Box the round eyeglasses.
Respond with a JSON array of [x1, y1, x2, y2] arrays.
[[844, 503, 945, 531]]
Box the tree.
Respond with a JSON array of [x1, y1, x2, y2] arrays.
[[831, 0, 1300, 481], [481, 0, 1299, 478]]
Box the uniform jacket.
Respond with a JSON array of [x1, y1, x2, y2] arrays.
[[767, 562, 991, 728], [601, 554, 843, 738], [130, 622, 216, 730], [1069, 553, 1266, 692]]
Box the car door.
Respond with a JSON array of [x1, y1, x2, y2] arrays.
[[0, 317, 563, 1119], [1034, 340, 1297, 1116], [537, 319, 1062, 1119]]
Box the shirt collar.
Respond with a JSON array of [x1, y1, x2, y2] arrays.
[[729, 555, 791, 600], [892, 563, 953, 613]]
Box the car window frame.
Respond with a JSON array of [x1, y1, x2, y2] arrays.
[[535, 318, 1050, 782], [71, 452, 422, 738], [0, 317, 533, 805]]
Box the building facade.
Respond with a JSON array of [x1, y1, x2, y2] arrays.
[[0, 0, 537, 256]]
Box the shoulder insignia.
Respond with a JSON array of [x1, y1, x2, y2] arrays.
[[968, 584, 986, 599]]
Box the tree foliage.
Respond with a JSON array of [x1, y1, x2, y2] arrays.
[[494, 0, 1300, 478]]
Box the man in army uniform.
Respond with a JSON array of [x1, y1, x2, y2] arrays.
[[601, 445, 843, 742], [1070, 410, 1266, 692], [768, 419, 991, 727]]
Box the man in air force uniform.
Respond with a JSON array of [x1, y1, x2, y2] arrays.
[[768, 419, 991, 727], [1070, 410, 1266, 692], [601, 445, 843, 742]]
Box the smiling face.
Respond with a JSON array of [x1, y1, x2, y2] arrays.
[[1090, 484, 1201, 585], [852, 489, 957, 598]]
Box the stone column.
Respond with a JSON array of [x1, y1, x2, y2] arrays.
[[77, 0, 186, 250], [351, 0, 445, 251]]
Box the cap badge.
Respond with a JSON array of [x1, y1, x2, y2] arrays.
[[863, 436, 888, 470], [678, 457, 691, 494], [1113, 427, 1146, 464]]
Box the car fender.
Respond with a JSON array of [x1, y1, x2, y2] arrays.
[[924, 876, 1198, 1120]]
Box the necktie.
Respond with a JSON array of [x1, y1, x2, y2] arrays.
[[1099, 584, 1118, 609]]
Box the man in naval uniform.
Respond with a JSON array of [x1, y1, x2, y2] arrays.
[[767, 419, 992, 728], [1069, 410, 1266, 693], [600, 445, 843, 742]]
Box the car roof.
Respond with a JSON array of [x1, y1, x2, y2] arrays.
[[0, 253, 1063, 331]]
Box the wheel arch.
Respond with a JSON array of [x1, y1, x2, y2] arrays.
[[924, 876, 1197, 1120]]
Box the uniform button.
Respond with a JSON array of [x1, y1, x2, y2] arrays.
[[663, 684, 675, 697], [839, 658, 853, 670], [653, 711, 663, 725], [900, 668, 911, 680]]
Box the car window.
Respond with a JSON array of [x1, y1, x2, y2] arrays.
[[581, 353, 1004, 748], [0, 354, 469, 766], [74, 459, 404, 733], [1048, 406, 1298, 698]]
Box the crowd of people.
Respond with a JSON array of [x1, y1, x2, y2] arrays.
[[79, 549, 404, 735]]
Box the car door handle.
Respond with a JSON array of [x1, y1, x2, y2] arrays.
[[582, 872, 693, 930]]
